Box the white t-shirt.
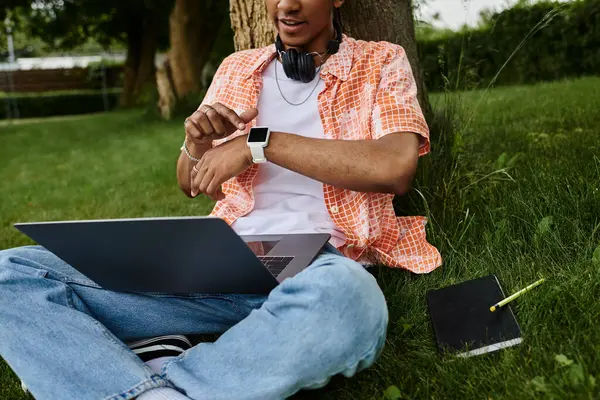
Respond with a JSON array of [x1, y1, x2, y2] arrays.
[[231, 59, 346, 247]]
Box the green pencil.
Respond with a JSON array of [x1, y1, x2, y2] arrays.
[[490, 278, 546, 312]]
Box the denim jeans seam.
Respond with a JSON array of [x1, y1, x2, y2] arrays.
[[40, 272, 115, 345], [32, 261, 99, 288], [241, 298, 268, 311], [6, 257, 49, 278], [56, 281, 123, 347], [102, 374, 171, 400], [90, 316, 123, 346], [143, 293, 247, 316], [62, 277, 102, 288], [62, 283, 76, 309], [160, 349, 190, 377], [228, 297, 245, 316], [157, 294, 246, 316]]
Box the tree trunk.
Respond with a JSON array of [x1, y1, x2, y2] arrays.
[[341, 0, 431, 115], [121, 18, 142, 108], [229, 0, 274, 50], [228, 0, 430, 115], [121, 11, 158, 108], [133, 15, 158, 99], [157, 0, 227, 118]]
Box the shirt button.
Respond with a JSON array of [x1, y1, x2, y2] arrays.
[[330, 205, 340, 214]]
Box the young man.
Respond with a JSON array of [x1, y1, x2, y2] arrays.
[[0, 0, 441, 399]]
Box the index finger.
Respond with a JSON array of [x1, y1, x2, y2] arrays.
[[210, 103, 246, 131]]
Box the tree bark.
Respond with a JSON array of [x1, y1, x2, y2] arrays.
[[121, 11, 158, 108], [157, 0, 227, 118], [229, 0, 430, 115], [133, 15, 158, 99], [341, 0, 431, 115], [121, 17, 143, 108], [229, 0, 274, 51]]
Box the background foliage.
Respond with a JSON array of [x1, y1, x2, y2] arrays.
[[418, 0, 600, 91]]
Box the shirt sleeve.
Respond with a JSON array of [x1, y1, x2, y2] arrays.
[[371, 46, 430, 157], [199, 56, 231, 108]]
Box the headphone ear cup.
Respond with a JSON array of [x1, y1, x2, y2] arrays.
[[289, 49, 300, 81], [282, 49, 295, 80], [302, 54, 316, 82], [278, 46, 319, 82], [297, 53, 308, 82]]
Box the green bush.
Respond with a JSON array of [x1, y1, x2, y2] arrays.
[[419, 0, 600, 91], [0, 90, 121, 119]]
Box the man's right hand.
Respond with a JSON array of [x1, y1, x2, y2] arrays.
[[184, 103, 259, 146]]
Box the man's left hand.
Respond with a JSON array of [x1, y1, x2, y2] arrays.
[[190, 135, 252, 201]]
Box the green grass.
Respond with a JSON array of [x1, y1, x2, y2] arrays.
[[1, 77, 600, 399]]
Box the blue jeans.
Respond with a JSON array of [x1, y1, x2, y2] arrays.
[[0, 245, 388, 400]]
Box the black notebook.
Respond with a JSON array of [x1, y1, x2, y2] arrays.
[[427, 275, 522, 357]]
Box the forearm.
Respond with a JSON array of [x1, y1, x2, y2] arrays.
[[177, 139, 213, 197], [264, 132, 418, 195]]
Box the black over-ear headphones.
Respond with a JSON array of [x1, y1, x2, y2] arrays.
[[275, 20, 343, 83]]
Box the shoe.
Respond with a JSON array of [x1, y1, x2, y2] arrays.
[[128, 334, 193, 362]]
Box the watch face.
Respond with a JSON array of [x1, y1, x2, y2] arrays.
[[248, 127, 269, 143]]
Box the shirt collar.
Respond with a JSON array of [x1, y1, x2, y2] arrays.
[[244, 34, 353, 82], [319, 34, 353, 81]]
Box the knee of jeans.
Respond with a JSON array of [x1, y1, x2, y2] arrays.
[[305, 256, 389, 357]]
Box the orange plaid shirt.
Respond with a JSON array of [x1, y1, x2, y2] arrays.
[[201, 35, 442, 273]]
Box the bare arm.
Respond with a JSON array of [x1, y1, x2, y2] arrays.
[[189, 131, 421, 200], [264, 131, 421, 195], [265, 132, 419, 195]]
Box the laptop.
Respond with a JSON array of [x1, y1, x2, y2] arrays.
[[14, 217, 331, 294]]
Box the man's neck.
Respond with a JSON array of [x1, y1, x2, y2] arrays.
[[284, 23, 337, 67]]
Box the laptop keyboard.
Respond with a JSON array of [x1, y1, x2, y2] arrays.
[[258, 256, 294, 276]]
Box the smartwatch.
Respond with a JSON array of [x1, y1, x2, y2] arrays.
[[247, 126, 271, 164]]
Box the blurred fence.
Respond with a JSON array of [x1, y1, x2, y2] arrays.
[[1, 56, 124, 120], [0, 66, 122, 93]]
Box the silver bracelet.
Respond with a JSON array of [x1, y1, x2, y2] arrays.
[[181, 139, 202, 163]]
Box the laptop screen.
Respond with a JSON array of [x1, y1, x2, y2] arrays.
[[246, 241, 279, 256]]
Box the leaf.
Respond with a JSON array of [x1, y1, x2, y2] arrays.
[[384, 385, 402, 400], [506, 152, 524, 168], [530, 376, 549, 392], [495, 152, 508, 169], [536, 216, 554, 238], [555, 354, 574, 367], [592, 244, 600, 266], [589, 375, 596, 388], [401, 323, 414, 335], [567, 363, 585, 386]]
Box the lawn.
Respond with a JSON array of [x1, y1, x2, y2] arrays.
[[1, 77, 599, 399]]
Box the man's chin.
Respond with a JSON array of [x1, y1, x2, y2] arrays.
[[276, 32, 311, 49]]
